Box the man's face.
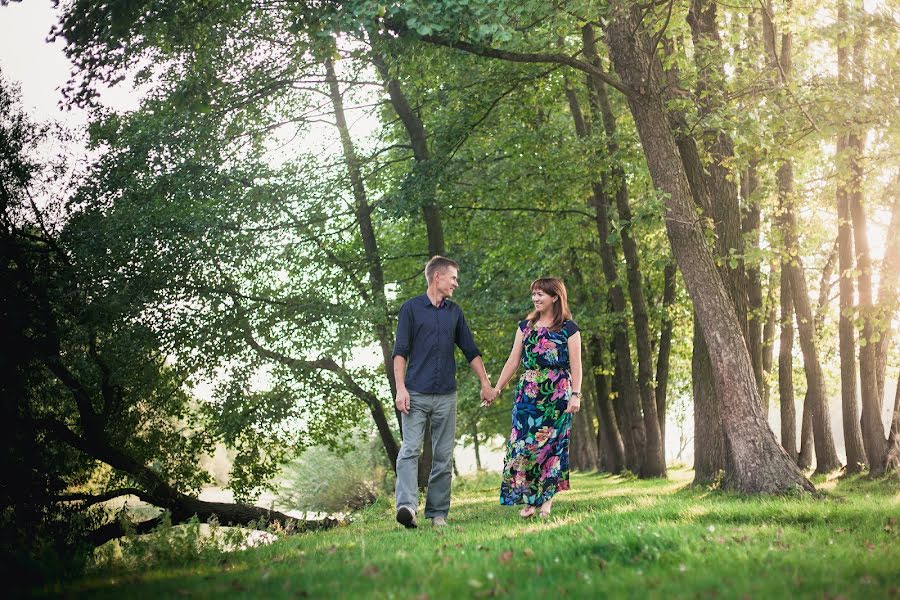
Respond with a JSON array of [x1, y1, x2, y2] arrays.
[[434, 267, 459, 298]]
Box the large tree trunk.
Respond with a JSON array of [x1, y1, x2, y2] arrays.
[[579, 29, 665, 476], [603, 4, 813, 493], [778, 266, 797, 461], [761, 9, 842, 473], [325, 55, 400, 468], [834, 14, 869, 471], [592, 340, 626, 474], [571, 388, 600, 472], [782, 183, 842, 474], [843, 11, 887, 474], [692, 320, 725, 482]]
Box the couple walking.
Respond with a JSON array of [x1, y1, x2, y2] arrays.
[[393, 256, 582, 528]]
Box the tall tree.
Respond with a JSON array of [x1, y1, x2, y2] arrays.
[[762, 0, 842, 474], [835, 0, 868, 473]]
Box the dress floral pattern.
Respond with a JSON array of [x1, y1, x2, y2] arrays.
[[500, 319, 579, 507]]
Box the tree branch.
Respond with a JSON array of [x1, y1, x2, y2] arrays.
[[382, 18, 634, 98]]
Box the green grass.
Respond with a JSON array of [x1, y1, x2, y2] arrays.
[[44, 467, 900, 599]]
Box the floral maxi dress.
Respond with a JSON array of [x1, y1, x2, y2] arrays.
[[500, 319, 579, 507]]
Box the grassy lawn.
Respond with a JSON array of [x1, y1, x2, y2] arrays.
[[45, 467, 899, 599]]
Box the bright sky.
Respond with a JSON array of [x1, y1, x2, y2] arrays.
[[0, 1, 138, 123]]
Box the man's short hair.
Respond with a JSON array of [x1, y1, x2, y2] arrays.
[[425, 256, 459, 283]]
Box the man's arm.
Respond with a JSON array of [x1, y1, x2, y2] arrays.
[[455, 310, 493, 402], [393, 303, 412, 414], [394, 355, 410, 414]]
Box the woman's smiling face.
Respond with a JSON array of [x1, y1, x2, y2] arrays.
[[531, 288, 556, 312]]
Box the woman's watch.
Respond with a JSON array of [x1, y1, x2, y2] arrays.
[[571, 391, 582, 398]]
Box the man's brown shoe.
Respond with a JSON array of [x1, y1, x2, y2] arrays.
[[432, 516, 447, 527], [396, 506, 417, 529]]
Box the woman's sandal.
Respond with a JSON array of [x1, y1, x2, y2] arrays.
[[519, 505, 536, 519], [539, 500, 553, 519]]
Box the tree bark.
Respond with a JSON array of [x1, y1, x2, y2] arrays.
[[592, 340, 625, 474], [885, 375, 900, 473], [655, 262, 677, 451], [743, 165, 765, 409], [603, 4, 813, 493], [761, 268, 778, 411], [761, 8, 842, 473], [571, 387, 600, 471], [874, 187, 900, 406], [782, 181, 842, 474], [575, 32, 665, 476], [797, 390, 814, 470], [834, 13, 869, 471], [778, 266, 797, 461], [325, 55, 401, 467]]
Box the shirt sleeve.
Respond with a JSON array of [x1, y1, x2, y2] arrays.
[[392, 302, 413, 358], [455, 309, 482, 363], [565, 320, 580, 337]]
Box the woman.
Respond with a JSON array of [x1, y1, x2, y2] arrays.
[[487, 277, 582, 518]]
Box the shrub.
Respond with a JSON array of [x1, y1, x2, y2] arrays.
[[277, 437, 390, 514]]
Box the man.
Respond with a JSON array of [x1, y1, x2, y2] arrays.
[[392, 256, 495, 528]]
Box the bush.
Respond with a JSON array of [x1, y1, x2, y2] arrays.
[[277, 437, 390, 514]]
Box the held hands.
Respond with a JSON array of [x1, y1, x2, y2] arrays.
[[480, 383, 500, 407]]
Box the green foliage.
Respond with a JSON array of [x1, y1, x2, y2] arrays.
[[277, 437, 392, 514], [91, 513, 252, 572]]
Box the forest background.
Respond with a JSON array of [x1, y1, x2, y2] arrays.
[[1, 0, 898, 588]]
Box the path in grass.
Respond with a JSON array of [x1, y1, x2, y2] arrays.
[[56, 467, 899, 599]]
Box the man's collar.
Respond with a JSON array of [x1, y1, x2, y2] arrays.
[[420, 293, 448, 308]]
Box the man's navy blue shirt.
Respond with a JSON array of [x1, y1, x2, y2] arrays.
[[392, 294, 481, 394]]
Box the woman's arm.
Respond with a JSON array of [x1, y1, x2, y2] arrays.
[[565, 331, 582, 414], [490, 327, 525, 401]]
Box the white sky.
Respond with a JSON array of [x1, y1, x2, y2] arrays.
[[0, 1, 140, 123]]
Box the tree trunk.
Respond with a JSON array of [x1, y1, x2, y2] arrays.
[[592, 340, 625, 474], [692, 319, 725, 482], [467, 421, 480, 471], [797, 395, 814, 470], [847, 99, 886, 475], [743, 165, 765, 408], [610, 358, 639, 473], [761, 268, 778, 411], [324, 55, 401, 468], [762, 0, 840, 475], [573, 35, 664, 476], [885, 375, 900, 473], [603, 5, 813, 493], [782, 182, 842, 474], [571, 389, 600, 472], [835, 15, 869, 471], [655, 261, 677, 451], [778, 266, 797, 461], [874, 187, 900, 406]]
